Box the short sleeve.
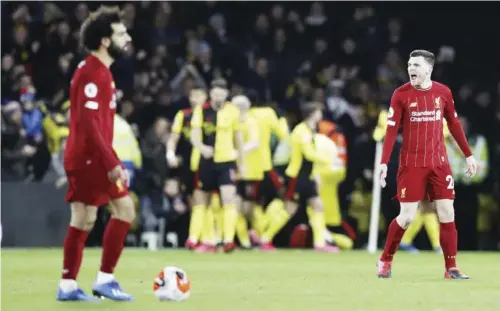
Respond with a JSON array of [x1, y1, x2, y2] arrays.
[[387, 90, 403, 128], [232, 107, 240, 131], [171, 110, 184, 134], [191, 105, 202, 128], [79, 73, 107, 112], [443, 87, 458, 122]]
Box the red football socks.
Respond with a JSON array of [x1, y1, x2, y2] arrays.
[[440, 222, 458, 270], [380, 219, 406, 262], [62, 226, 89, 280], [100, 218, 131, 274]]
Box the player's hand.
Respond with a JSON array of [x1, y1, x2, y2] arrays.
[[200, 145, 214, 159], [55, 176, 67, 189], [465, 156, 478, 178], [379, 163, 388, 188], [108, 165, 124, 184], [121, 169, 130, 188], [166, 151, 180, 168]]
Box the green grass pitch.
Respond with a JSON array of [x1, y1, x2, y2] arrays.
[[1, 249, 499, 311]]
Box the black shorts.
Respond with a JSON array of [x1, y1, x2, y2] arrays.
[[182, 169, 196, 196], [237, 180, 261, 202], [284, 176, 318, 202], [197, 158, 236, 192]]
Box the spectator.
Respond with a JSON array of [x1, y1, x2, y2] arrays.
[[1, 101, 37, 181], [140, 117, 170, 196], [20, 89, 43, 144]]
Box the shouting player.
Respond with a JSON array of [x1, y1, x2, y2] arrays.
[[190, 78, 244, 253], [57, 7, 135, 301], [378, 50, 477, 279]]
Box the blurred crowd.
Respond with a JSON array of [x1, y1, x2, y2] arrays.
[[2, 2, 499, 249]]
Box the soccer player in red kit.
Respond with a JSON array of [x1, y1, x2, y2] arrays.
[[56, 6, 135, 301], [377, 50, 478, 279]]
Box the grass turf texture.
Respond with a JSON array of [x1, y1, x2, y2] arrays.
[[2, 249, 499, 311]]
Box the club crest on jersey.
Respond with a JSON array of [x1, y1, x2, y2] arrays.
[[401, 187, 406, 199], [434, 96, 441, 109]]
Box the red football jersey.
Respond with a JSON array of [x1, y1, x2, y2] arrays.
[[64, 54, 120, 173], [381, 81, 472, 168]]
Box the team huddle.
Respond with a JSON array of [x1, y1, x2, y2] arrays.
[[166, 79, 350, 254], [56, 5, 477, 303]]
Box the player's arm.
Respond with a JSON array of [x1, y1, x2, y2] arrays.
[[380, 90, 403, 164], [233, 111, 245, 166], [443, 88, 472, 158], [242, 118, 259, 154], [190, 106, 213, 158], [298, 128, 331, 165], [167, 110, 184, 165], [270, 110, 289, 141], [79, 77, 121, 172]]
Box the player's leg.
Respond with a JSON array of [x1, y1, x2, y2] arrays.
[[435, 199, 469, 278], [218, 162, 239, 252], [58, 202, 100, 301], [187, 188, 210, 248], [307, 194, 339, 252], [429, 165, 470, 279], [259, 176, 299, 250], [58, 173, 104, 301], [235, 190, 252, 249], [378, 167, 427, 278], [195, 201, 217, 253], [247, 180, 264, 244], [400, 202, 426, 252], [420, 200, 441, 252], [92, 188, 136, 301], [186, 165, 210, 249]]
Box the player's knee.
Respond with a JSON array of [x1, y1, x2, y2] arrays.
[[84, 212, 97, 231], [192, 189, 207, 206], [435, 199, 454, 222], [396, 202, 419, 228], [70, 203, 94, 230], [220, 185, 237, 205], [111, 196, 136, 223]]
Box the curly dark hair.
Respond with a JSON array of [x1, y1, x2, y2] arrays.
[[79, 6, 122, 52]]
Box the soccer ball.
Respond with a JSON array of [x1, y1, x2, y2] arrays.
[[153, 266, 191, 302]]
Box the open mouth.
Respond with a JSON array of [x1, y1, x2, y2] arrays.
[[410, 74, 417, 80]]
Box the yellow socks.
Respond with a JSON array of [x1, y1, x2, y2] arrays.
[[423, 213, 440, 249], [401, 210, 424, 245], [261, 199, 289, 243], [252, 204, 266, 236], [211, 195, 224, 244], [236, 213, 251, 248], [223, 204, 238, 244], [201, 208, 215, 245], [188, 205, 206, 243], [309, 210, 327, 248]]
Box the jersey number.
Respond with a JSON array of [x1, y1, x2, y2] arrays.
[[446, 175, 454, 189]]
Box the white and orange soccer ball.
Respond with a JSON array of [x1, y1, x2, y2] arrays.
[[153, 266, 191, 302]]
